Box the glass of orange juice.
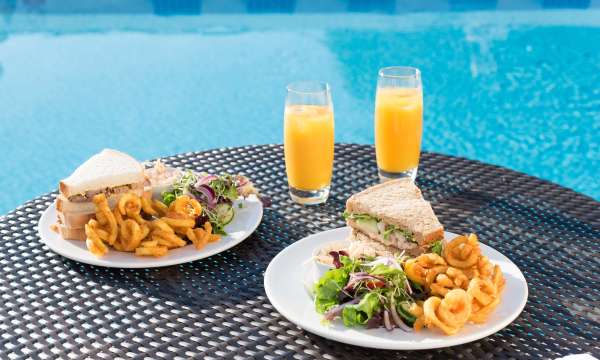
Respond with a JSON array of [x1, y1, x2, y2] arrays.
[[284, 81, 334, 205], [374, 66, 423, 182]]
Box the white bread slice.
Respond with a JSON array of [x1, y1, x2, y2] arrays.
[[346, 178, 423, 210], [57, 211, 94, 229], [57, 225, 86, 241], [59, 149, 144, 197], [345, 179, 443, 246], [347, 230, 402, 258]]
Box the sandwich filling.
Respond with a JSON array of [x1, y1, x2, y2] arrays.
[[343, 211, 416, 248], [67, 183, 138, 202]]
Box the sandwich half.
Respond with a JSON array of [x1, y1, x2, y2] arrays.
[[344, 178, 444, 255], [55, 149, 150, 240]]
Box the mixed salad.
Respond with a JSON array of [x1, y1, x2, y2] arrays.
[[160, 171, 261, 235], [313, 251, 431, 331]]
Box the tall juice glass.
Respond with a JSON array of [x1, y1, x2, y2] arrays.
[[284, 81, 334, 205], [374, 66, 423, 181]]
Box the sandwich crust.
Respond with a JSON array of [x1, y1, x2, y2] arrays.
[[346, 178, 423, 211]]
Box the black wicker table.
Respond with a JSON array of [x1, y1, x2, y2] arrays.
[[1, 144, 598, 359]]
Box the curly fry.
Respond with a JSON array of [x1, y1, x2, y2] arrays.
[[118, 192, 142, 217], [173, 226, 192, 236], [152, 199, 168, 217], [423, 289, 471, 335], [464, 255, 495, 280], [140, 222, 151, 240], [116, 219, 143, 252], [169, 195, 202, 218], [203, 220, 221, 242], [135, 246, 168, 257], [152, 230, 186, 249], [92, 194, 117, 245], [436, 289, 472, 327], [404, 253, 447, 285], [186, 228, 206, 250], [492, 265, 506, 293], [150, 219, 174, 234], [83, 191, 219, 257], [140, 239, 158, 247], [163, 212, 196, 228], [476, 256, 494, 278], [85, 223, 108, 257], [467, 277, 500, 323], [443, 234, 480, 269], [425, 265, 448, 286], [130, 213, 146, 225], [87, 219, 109, 242], [409, 302, 425, 332], [113, 206, 124, 227], [141, 196, 158, 216], [192, 228, 209, 250], [429, 267, 470, 297]]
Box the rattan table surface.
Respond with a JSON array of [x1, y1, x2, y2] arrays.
[[0, 144, 598, 359]]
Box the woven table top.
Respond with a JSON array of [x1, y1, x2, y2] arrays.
[[0, 144, 598, 359]]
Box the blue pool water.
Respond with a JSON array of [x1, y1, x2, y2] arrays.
[[0, 1, 599, 215]]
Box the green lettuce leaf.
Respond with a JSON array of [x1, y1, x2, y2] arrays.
[[314, 268, 350, 314], [342, 292, 382, 326], [369, 264, 403, 278], [430, 240, 443, 255], [342, 211, 377, 222], [383, 224, 415, 243]]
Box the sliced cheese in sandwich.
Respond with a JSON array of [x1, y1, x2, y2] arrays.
[[344, 178, 444, 254], [56, 149, 148, 240]]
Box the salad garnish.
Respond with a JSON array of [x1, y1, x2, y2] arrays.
[[161, 171, 262, 235], [313, 253, 417, 331]]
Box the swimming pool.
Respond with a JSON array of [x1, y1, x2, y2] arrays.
[[0, 1, 599, 215]]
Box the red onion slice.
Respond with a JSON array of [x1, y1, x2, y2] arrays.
[[193, 183, 217, 209], [390, 302, 413, 332], [197, 174, 218, 186], [322, 298, 360, 321], [383, 310, 393, 331]]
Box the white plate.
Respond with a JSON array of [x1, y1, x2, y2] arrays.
[[38, 196, 263, 268], [264, 227, 528, 350]]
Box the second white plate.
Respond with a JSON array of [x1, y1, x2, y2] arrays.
[[264, 227, 528, 350], [38, 196, 263, 268]]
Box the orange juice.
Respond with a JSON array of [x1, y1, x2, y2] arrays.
[[374, 88, 423, 173], [284, 105, 334, 190]]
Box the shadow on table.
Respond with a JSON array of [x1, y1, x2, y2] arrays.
[[62, 208, 312, 309]]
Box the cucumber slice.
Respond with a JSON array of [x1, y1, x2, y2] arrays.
[[214, 203, 235, 225], [397, 301, 417, 326], [354, 218, 379, 235]]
